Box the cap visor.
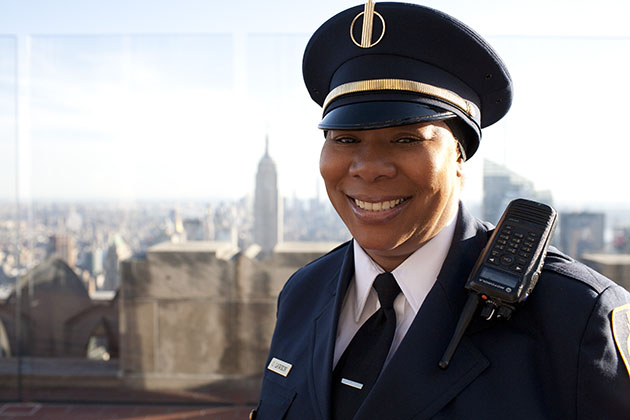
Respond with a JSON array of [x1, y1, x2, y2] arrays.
[[318, 101, 454, 130]]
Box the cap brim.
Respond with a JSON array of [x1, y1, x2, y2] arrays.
[[318, 101, 454, 130]]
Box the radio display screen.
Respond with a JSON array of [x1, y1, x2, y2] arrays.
[[479, 266, 520, 289]]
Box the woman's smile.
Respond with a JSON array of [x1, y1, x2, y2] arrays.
[[346, 195, 412, 224]]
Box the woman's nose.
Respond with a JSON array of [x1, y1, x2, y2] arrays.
[[348, 146, 396, 182]]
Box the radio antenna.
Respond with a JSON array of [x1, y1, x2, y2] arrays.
[[439, 293, 479, 370]]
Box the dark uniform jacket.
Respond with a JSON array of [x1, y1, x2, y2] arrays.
[[256, 204, 630, 419]]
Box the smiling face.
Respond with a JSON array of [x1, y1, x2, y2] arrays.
[[319, 120, 464, 271]]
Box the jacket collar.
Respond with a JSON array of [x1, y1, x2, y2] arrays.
[[309, 241, 354, 420]]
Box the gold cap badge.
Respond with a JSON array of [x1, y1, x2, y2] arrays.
[[350, 0, 385, 48], [612, 304, 630, 378]]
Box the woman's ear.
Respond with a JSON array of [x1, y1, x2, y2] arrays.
[[455, 141, 465, 179], [456, 141, 466, 162]]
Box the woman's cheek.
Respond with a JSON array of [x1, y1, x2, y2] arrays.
[[319, 147, 346, 184]]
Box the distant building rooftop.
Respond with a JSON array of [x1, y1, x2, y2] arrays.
[[274, 241, 342, 254], [149, 241, 233, 253], [581, 253, 630, 265], [148, 241, 238, 260], [89, 290, 117, 301]]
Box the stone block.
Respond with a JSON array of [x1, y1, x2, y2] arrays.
[[234, 302, 277, 375], [119, 300, 156, 374], [119, 258, 151, 300], [146, 242, 236, 300], [156, 300, 235, 375]]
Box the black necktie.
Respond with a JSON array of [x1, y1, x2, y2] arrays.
[[332, 272, 401, 420]]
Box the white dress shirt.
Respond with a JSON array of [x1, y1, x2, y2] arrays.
[[333, 214, 457, 368]]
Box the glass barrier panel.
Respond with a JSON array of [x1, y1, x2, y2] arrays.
[[0, 35, 18, 402]]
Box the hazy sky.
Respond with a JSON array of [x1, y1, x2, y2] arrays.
[[1, 0, 629, 209]]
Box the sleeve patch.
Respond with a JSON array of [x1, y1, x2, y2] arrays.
[[612, 304, 630, 379]]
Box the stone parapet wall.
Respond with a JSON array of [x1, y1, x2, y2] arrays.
[[119, 241, 340, 390]]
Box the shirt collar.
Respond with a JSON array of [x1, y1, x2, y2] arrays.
[[352, 210, 458, 322], [352, 241, 385, 322]]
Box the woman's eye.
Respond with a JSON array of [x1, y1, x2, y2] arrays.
[[393, 137, 421, 144], [334, 137, 359, 144]]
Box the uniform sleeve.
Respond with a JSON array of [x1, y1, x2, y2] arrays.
[[577, 284, 630, 420]]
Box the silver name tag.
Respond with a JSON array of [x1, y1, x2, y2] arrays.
[[267, 358, 293, 377]]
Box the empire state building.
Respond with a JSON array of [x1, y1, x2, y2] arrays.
[[254, 136, 280, 254]]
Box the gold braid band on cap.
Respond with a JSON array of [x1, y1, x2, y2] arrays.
[[323, 78, 479, 120]]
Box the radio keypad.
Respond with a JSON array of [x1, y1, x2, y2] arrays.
[[488, 224, 539, 272]]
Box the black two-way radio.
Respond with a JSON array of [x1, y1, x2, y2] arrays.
[[439, 198, 557, 369]]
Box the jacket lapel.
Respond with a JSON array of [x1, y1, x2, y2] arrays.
[[356, 204, 492, 420], [309, 242, 354, 420]]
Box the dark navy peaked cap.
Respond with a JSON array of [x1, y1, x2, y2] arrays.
[[303, 1, 512, 159]]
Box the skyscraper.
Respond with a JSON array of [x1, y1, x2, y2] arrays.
[[47, 234, 76, 268], [103, 235, 132, 291], [254, 136, 280, 254], [483, 160, 553, 225]]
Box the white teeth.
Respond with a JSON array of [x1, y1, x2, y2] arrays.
[[354, 198, 404, 211]]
